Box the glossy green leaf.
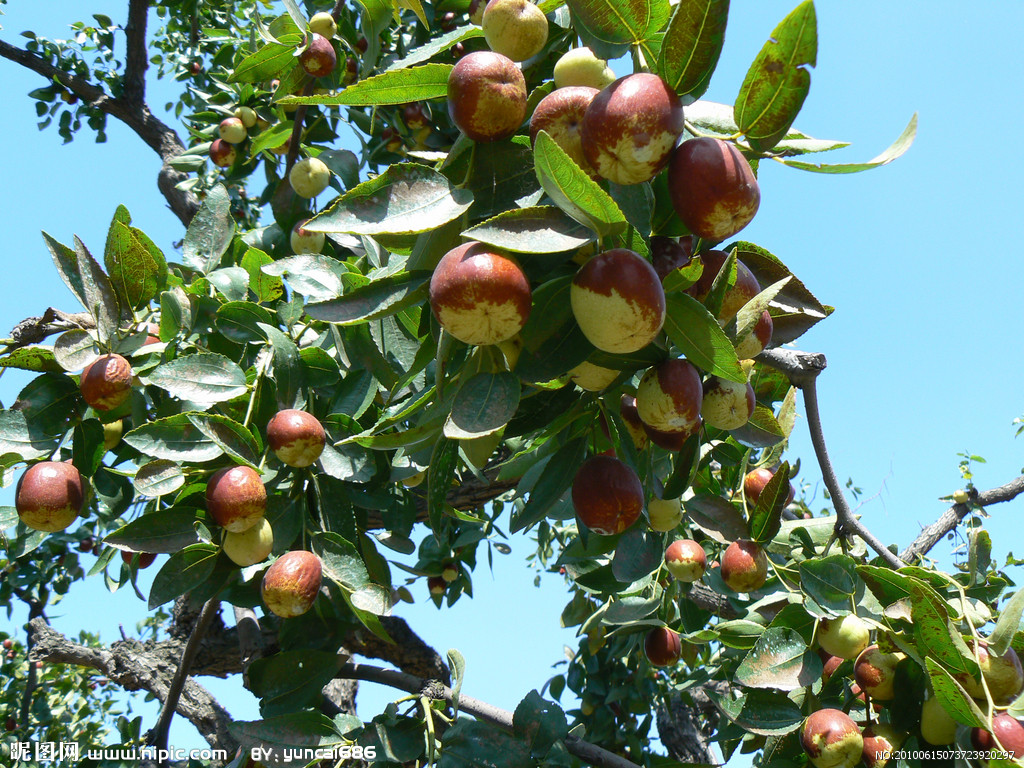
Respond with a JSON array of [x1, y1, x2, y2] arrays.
[[513, 690, 568, 759], [0, 346, 63, 374], [249, 650, 346, 717], [511, 437, 587, 533], [734, 1, 817, 151], [663, 293, 744, 383], [229, 40, 301, 84], [911, 579, 979, 679], [730, 405, 786, 449], [42, 231, 87, 312], [182, 185, 236, 274], [306, 273, 429, 325], [989, 589, 1024, 656], [149, 354, 248, 406], [262, 254, 345, 301], [799, 554, 858, 618], [565, 0, 669, 46], [611, 526, 662, 582], [439, 719, 534, 768], [215, 301, 275, 344], [925, 657, 987, 729], [0, 409, 59, 460], [749, 461, 789, 543], [444, 372, 521, 440], [148, 543, 218, 608], [735, 627, 822, 690], [258, 324, 304, 410], [313, 531, 372, 592], [533, 131, 627, 239], [685, 494, 747, 544], [104, 206, 167, 309], [708, 688, 803, 736], [463, 206, 593, 255], [307, 164, 473, 237], [658, 0, 729, 99], [124, 413, 225, 462], [187, 413, 260, 468], [16, 373, 80, 435], [133, 460, 185, 498], [72, 419, 105, 477], [105, 507, 201, 554], [73, 236, 120, 345], [281, 64, 454, 106], [427, 436, 461, 537]]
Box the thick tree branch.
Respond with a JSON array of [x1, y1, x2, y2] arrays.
[[900, 475, 1024, 562], [0, 37, 199, 225], [339, 663, 644, 768], [28, 617, 238, 754], [123, 0, 150, 104]]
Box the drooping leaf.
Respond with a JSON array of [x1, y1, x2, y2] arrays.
[[748, 461, 790, 543], [258, 324, 305, 410], [779, 114, 918, 173], [799, 554, 859, 618], [658, 0, 729, 99], [533, 131, 627, 239], [281, 64, 454, 106], [611, 526, 662, 582], [925, 657, 987, 729], [307, 164, 473, 237], [511, 437, 587, 533], [685, 494, 747, 543], [708, 688, 803, 736], [187, 413, 260, 468], [734, 1, 817, 151], [910, 579, 979, 679]]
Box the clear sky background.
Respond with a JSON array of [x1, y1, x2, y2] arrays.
[[2, 0, 1024, 759]]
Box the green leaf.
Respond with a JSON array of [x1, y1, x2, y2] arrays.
[[383, 25, 483, 72], [261, 254, 345, 302], [281, 63, 454, 106], [307, 164, 473, 237], [427, 437, 460, 538], [734, 1, 817, 151], [312, 532, 371, 592], [611, 526, 662, 582], [105, 506, 202, 553], [0, 346, 63, 374], [735, 627, 822, 691], [748, 461, 789, 543], [708, 688, 803, 736], [73, 236, 120, 345], [242, 247, 285, 302], [186, 413, 260, 468], [258, 324, 304, 410], [306, 273, 430, 325], [0, 409, 59, 460], [685, 494, 747, 544], [444, 372, 521, 440], [515, 277, 595, 382], [148, 543, 218, 608], [925, 657, 987, 729], [663, 293, 744, 382], [564, 0, 668, 47], [799, 554, 858, 618], [229, 41, 300, 84], [149, 354, 248, 406], [533, 131, 627, 239], [911, 579, 979, 679], [990, 589, 1024, 656], [182, 185, 235, 274], [248, 650, 346, 717], [133, 460, 185, 498], [15, 373, 80, 435], [215, 301, 276, 344], [462, 206, 593, 255], [104, 207, 167, 309], [658, 0, 729, 99], [207, 267, 249, 302], [42, 231, 88, 311], [730, 405, 786, 449], [513, 691, 569, 759], [439, 719, 534, 768], [124, 413, 225, 462], [72, 419, 105, 477], [511, 437, 587, 533], [299, 347, 341, 388], [779, 114, 918, 173]]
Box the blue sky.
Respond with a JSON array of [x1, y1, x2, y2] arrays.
[[2, 0, 1024, 758]]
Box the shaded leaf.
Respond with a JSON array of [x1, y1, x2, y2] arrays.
[[658, 0, 729, 99], [444, 372, 521, 439], [663, 293, 744, 383], [148, 543, 218, 608], [463, 206, 593, 254], [105, 506, 202, 553], [735, 627, 822, 690], [306, 273, 429, 325]]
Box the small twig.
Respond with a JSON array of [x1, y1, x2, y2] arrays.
[[338, 663, 643, 768], [285, 80, 318, 177], [147, 598, 220, 762], [802, 380, 904, 568], [900, 476, 1024, 562]]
